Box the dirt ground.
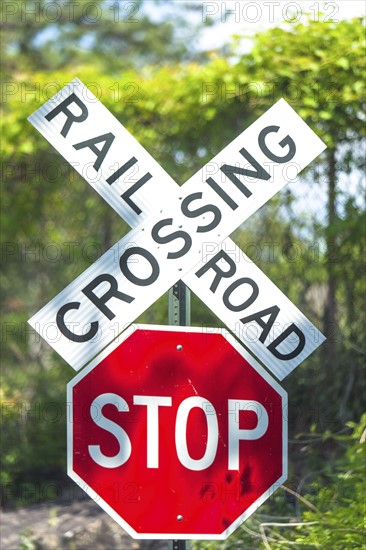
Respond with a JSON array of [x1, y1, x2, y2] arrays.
[[0, 498, 171, 550]]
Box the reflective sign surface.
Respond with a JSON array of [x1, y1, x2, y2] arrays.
[[68, 325, 287, 539]]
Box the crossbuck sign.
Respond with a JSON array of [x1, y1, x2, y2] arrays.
[[28, 78, 326, 380]]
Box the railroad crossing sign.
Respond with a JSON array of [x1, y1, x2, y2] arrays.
[[28, 79, 326, 380], [67, 325, 287, 540]]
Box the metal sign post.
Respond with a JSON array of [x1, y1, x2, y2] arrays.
[[169, 281, 190, 550], [169, 281, 191, 327]]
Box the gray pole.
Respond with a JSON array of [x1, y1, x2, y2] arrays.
[[168, 280, 191, 327], [168, 280, 191, 550]]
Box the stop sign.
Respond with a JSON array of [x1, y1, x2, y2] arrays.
[[67, 325, 287, 540]]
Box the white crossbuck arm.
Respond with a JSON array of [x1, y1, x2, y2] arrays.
[[28, 79, 326, 379]]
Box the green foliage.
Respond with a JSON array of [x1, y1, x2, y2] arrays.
[[192, 415, 366, 549], [291, 423, 365, 549], [1, 0, 210, 73], [1, 12, 365, 526], [242, 18, 366, 144]]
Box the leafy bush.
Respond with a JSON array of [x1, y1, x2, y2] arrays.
[[192, 414, 366, 549]]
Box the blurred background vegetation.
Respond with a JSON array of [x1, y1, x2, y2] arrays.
[[1, 1, 365, 548]]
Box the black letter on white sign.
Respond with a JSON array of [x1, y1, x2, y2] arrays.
[[206, 177, 239, 210], [120, 247, 160, 286], [56, 301, 99, 342], [45, 93, 88, 137], [221, 147, 271, 197], [107, 157, 152, 215], [151, 219, 192, 259], [206, 147, 271, 210], [267, 323, 305, 360], [223, 278, 259, 312], [240, 305, 280, 343], [82, 274, 134, 320], [195, 250, 237, 293], [258, 126, 296, 163], [73, 133, 115, 171], [181, 192, 222, 233]]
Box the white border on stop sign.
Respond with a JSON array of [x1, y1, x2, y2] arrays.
[[66, 323, 287, 540]]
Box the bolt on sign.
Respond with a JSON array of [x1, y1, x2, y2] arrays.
[[28, 79, 326, 539]]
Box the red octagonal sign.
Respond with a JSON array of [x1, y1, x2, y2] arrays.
[[67, 325, 287, 540]]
